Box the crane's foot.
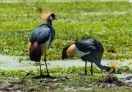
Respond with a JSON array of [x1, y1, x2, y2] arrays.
[[33, 74, 56, 79]]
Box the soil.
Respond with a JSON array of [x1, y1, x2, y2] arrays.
[[104, 74, 132, 88], [0, 74, 132, 91]]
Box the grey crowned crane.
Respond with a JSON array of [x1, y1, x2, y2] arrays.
[[62, 39, 117, 75], [28, 12, 57, 77]]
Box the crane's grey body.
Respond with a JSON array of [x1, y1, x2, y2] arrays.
[[75, 39, 110, 70], [62, 39, 113, 75], [30, 24, 55, 45]]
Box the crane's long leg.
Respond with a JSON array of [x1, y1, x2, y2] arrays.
[[39, 61, 42, 76], [91, 62, 93, 76], [44, 52, 50, 76], [84, 61, 87, 75]]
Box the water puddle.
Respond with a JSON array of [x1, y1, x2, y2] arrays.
[[0, 54, 132, 70]]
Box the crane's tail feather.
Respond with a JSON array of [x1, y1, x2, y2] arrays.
[[28, 42, 42, 62]]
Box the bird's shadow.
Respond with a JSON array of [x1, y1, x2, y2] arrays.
[[32, 74, 56, 79]]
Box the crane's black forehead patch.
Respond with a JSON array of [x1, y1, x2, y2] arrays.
[[50, 13, 55, 19]]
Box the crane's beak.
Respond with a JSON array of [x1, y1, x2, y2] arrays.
[[54, 17, 58, 20]]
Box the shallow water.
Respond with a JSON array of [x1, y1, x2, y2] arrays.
[[0, 54, 132, 70]]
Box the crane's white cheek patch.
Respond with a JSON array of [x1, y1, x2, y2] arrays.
[[76, 48, 91, 57], [109, 68, 114, 74], [49, 16, 53, 20]]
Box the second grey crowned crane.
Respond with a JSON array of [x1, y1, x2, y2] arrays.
[[28, 12, 57, 77], [62, 39, 116, 75]]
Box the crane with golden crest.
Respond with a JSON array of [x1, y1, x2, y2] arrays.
[[62, 39, 118, 75], [28, 12, 57, 77]]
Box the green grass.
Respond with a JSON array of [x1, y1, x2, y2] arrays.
[[0, 65, 132, 91], [0, 1, 132, 61], [0, 1, 132, 91]]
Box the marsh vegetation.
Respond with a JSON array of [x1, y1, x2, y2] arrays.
[[0, 0, 132, 91]]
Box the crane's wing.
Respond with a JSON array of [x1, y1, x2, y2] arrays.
[[29, 24, 51, 44], [75, 39, 96, 53]]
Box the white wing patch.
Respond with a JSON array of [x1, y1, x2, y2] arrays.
[[75, 47, 91, 57], [46, 34, 51, 47]]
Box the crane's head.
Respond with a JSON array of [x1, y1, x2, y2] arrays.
[[49, 13, 58, 21], [106, 67, 115, 73], [106, 61, 118, 74], [62, 43, 73, 59]]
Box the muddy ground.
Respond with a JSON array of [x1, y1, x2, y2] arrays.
[[0, 74, 132, 91], [0, 55, 132, 91]]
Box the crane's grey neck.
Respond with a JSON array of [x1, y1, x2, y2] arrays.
[[46, 19, 52, 28], [93, 61, 110, 70]]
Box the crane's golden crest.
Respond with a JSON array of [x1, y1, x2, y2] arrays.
[[41, 12, 53, 21], [109, 61, 118, 69], [66, 44, 76, 57]]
